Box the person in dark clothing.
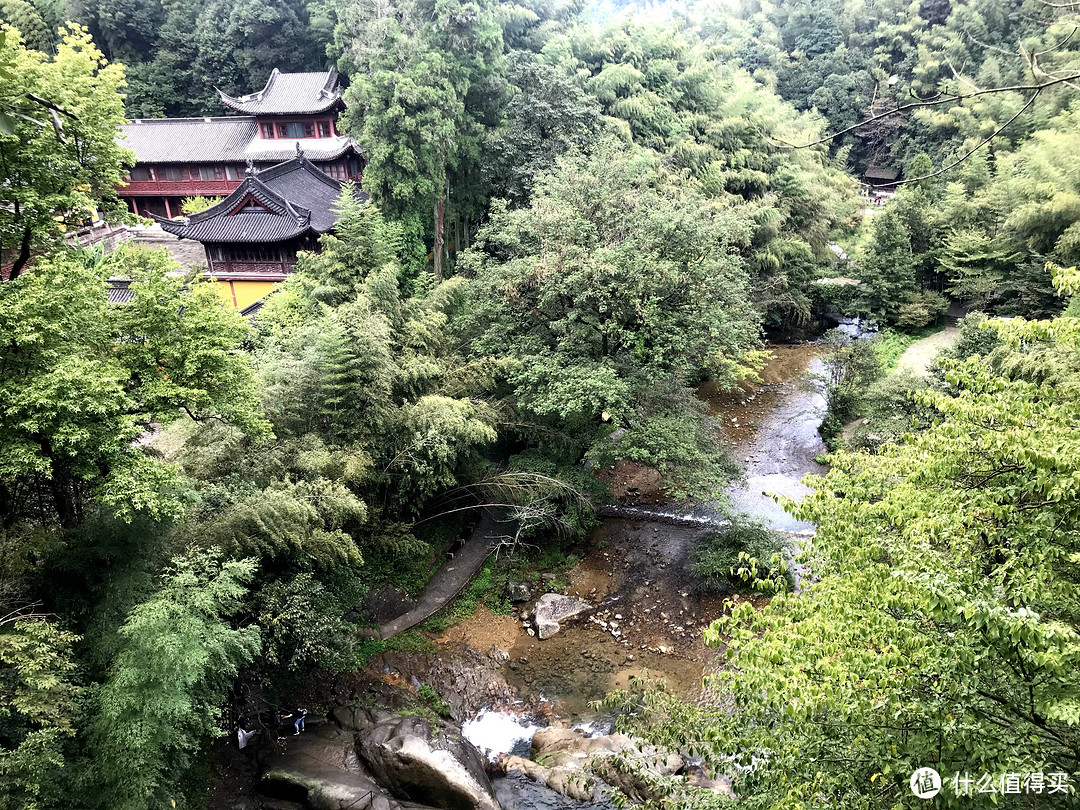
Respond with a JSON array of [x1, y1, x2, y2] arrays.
[[292, 708, 307, 735]]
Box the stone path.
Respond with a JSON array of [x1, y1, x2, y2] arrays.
[[376, 509, 514, 640]]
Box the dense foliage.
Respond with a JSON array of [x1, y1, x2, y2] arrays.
[[0, 26, 131, 278], [609, 270, 1080, 808], [5, 0, 1080, 807]]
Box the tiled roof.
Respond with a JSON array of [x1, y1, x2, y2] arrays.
[[121, 117, 258, 163], [156, 156, 366, 244], [218, 68, 344, 115], [245, 135, 359, 162], [240, 293, 272, 319], [863, 166, 900, 181], [121, 117, 362, 165], [106, 278, 135, 303]]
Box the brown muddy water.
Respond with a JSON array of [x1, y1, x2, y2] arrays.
[[437, 518, 753, 718]]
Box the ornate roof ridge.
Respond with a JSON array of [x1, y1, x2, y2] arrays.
[[153, 155, 342, 244], [258, 151, 345, 193], [217, 68, 344, 115], [128, 115, 257, 125], [216, 68, 279, 109]]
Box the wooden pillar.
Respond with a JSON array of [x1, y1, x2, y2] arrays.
[[163, 197, 172, 219], [131, 198, 140, 217]]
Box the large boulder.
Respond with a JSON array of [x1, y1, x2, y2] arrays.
[[507, 581, 532, 603], [499, 727, 686, 805], [530, 727, 683, 774], [355, 713, 500, 810], [260, 725, 404, 810], [685, 764, 738, 800], [497, 754, 601, 803], [533, 594, 591, 640]]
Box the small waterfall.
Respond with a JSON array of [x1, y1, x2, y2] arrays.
[[462, 708, 540, 760], [595, 504, 730, 528]]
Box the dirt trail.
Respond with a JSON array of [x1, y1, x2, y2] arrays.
[[894, 327, 959, 375]]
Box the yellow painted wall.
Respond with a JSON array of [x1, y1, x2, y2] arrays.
[[210, 279, 279, 310]]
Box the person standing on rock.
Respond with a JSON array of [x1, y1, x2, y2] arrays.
[[292, 708, 307, 735]]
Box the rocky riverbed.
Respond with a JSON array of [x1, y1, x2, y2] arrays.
[[209, 343, 826, 809]]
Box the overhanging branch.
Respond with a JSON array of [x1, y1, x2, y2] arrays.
[[785, 72, 1080, 150]]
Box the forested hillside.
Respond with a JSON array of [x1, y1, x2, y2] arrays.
[[1, 0, 1079, 808]]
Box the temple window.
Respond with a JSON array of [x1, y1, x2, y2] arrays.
[[278, 122, 314, 139], [198, 165, 225, 180], [317, 121, 331, 138], [162, 165, 189, 181], [130, 165, 154, 181], [210, 244, 283, 262], [321, 162, 348, 180], [260, 123, 275, 138]]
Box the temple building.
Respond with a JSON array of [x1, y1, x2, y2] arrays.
[[155, 152, 365, 310], [119, 67, 364, 220]]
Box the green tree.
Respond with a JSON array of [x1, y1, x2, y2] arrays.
[[337, 0, 504, 281], [90, 551, 260, 810], [92, 0, 165, 61], [482, 52, 601, 207], [0, 617, 80, 810], [856, 209, 914, 320], [547, 15, 858, 329], [463, 141, 759, 428], [255, 572, 359, 675], [0, 246, 265, 529], [0, 25, 131, 278], [940, 229, 1021, 306], [817, 327, 882, 439], [0, 0, 51, 51], [179, 195, 221, 215]]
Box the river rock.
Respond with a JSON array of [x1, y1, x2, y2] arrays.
[[366, 647, 517, 719], [355, 713, 499, 810], [533, 593, 591, 640], [685, 764, 738, 799], [499, 728, 685, 805], [260, 725, 404, 810], [531, 728, 683, 775], [507, 581, 532, 602], [497, 754, 602, 803]]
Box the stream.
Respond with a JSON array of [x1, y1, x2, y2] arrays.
[[702, 344, 826, 534], [221, 344, 830, 810], [453, 344, 828, 808]]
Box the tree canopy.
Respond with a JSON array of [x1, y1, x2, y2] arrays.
[[0, 25, 131, 278]]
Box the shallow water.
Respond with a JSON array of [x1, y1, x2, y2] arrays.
[[702, 345, 827, 533], [723, 355, 826, 534], [464, 709, 618, 810], [456, 344, 829, 808]]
